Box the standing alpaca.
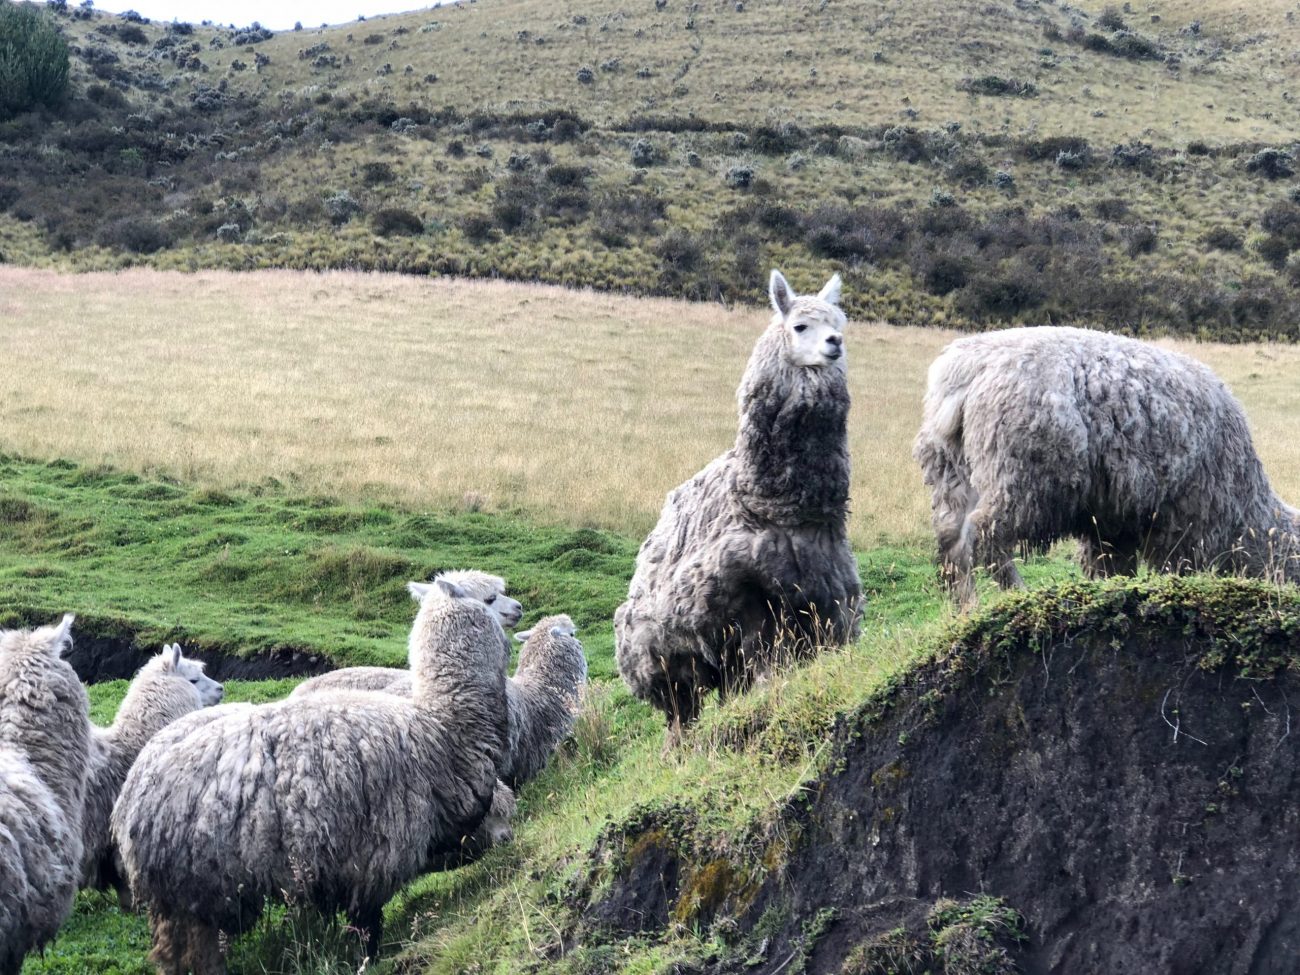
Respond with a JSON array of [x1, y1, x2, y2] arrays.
[[0, 615, 90, 975], [913, 326, 1300, 605], [112, 578, 509, 971], [80, 644, 223, 896], [615, 270, 863, 737], [288, 569, 523, 698]]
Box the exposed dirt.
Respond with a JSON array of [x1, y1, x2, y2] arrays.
[[65, 630, 333, 682], [583, 580, 1300, 974]]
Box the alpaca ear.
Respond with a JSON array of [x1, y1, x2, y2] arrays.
[[514, 628, 532, 643], [407, 581, 432, 602], [817, 273, 842, 306], [434, 577, 466, 599], [49, 614, 75, 655], [769, 269, 794, 316], [163, 644, 182, 671]]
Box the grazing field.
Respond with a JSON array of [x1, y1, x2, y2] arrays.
[[6, 268, 1300, 548]]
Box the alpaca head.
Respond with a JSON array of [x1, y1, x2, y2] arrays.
[[432, 569, 524, 629], [159, 643, 224, 706], [768, 269, 847, 369]]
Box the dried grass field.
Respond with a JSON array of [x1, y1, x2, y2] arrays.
[[4, 267, 1300, 548]]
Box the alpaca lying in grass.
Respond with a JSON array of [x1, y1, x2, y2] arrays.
[[913, 326, 1300, 605]]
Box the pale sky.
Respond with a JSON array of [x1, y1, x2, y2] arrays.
[[47, 1, 432, 30]]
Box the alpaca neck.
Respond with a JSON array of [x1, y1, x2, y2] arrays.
[[732, 340, 851, 527]]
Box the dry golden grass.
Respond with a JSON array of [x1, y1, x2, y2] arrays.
[[3, 268, 1300, 547]]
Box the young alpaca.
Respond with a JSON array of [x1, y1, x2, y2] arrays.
[[615, 270, 863, 740], [112, 579, 509, 972], [913, 326, 1300, 606], [0, 615, 91, 975], [288, 569, 523, 698], [80, 644, 223, 897]]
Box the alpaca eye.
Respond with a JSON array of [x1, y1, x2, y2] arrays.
[[485, 595, 497, 604], [793, 324, 808, 333]]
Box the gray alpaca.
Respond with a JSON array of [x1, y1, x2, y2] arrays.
[[913, 326, 1300, 605], [0, 615, 91, 975], [111, 578, 509, 972], [615, 270, 863, 737], [80, 644, 223, 898], [298, 612, 588, 870]]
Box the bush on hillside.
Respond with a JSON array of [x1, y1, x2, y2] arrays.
[[0, 0, 71, 120]]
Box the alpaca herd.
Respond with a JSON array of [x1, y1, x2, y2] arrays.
[[4, 269, 1300, 973]]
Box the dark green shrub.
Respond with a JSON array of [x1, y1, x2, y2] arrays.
[[0, 0, 71, 120], [372, 207, 423, 236], [96, 215, 172, 253], [958, 76, 1038, 98], [361, 161, 394, 185], [1200, 226, 1242, 251]]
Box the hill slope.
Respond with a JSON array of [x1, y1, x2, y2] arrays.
[[2, 0, 1300, 336]]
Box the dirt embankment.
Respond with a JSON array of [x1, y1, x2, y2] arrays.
[[582, 578, 1300, 974]]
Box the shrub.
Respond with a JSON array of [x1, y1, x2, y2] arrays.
[[325, 190, 362, 225], [1201, 226, 1242, 252], [372, 207, 424, 236], [459, 211, 494, 242], [1245, 148, 1294, 180], [215, 222, 241, 241], [1093, 198, 1130, 221], [1110, 141, 1156, 174], [576, 65, 594, 83], [958, 76, 1038, 98], [1123, 224, 1158, 257], [1097, 5, 1126, 30], [545, 163, 590, 187], [118, 23, 147, 44], [921, 254, 970, 295], [654, 227, 701, 270], [361, 161, 394, 185], [1255, 235, 1291, 269], [724, 164, 754, 189], [1108, 30, 1161, 61], [97, 215, 172, 253], [629, 137, 657, 166], [0, 0, 71, 120], [1261, 201, 1300, 249]]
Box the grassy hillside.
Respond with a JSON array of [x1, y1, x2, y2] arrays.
[[3, 0, 1300, 336]]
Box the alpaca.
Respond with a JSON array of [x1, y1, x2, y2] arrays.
[[288, 568, 522, 698], [913, 326, 1300, 605], [80, 644, 223, 897], [111, 578, 509, 971], [0, 615, 91, 975], [615, 270, 863, 737]]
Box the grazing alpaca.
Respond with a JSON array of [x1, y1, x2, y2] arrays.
[[615, 270, 863, 738], [913, 326, 1300, 605]]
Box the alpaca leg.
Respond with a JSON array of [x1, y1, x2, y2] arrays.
[[148, 912, 186, 975], [350, 905, 383, 961], [1079, 536, 1139, 579], [966, 503, 1025, 593], [184, 921, 226, 975]]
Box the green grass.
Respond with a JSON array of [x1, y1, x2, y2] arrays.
[[0, 454, 637, 678]]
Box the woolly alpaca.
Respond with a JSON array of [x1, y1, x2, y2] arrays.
[[305, 614, 586, 788], [288, 569, 523, 698], [80, 644, 223, 897], [615, 270, 863, 735], [913, 326, 1300, 606], [112, 578, 509, 971], [0, 615, 91, 975]]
